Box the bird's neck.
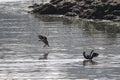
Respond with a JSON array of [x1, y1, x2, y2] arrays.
[[83, 52, 88, 59]]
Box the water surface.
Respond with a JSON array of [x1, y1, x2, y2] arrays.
[[0, 0, 120, 80]]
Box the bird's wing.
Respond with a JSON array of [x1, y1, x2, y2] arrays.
[[92, 53, 99, 57], [83, 52, 88, 59], [90, 50, 94, 56]]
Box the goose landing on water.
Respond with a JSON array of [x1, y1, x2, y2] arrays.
[[38, 35, 49, 47], [83, 50, 99, 60]]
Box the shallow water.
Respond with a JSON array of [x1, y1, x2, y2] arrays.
[[0, 0, 120, 80]]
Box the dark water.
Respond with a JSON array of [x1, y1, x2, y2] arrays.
[[0, 0, 120, 80]]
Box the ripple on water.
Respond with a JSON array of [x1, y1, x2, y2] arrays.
[[0, 0, 120, 79]]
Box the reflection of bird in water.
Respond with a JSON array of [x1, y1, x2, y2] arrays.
[[39, 52, 49, 59], [83, 59, 98, 66], [38, 35, 49, 47], [83, 50, 99, 60]]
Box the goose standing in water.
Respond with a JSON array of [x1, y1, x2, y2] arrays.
[[38, 35, 49, 47], [83, 50, 99, 60]]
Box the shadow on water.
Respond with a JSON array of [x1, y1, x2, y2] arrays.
[[38, 52, 49, 59], [83, 60, 98, 66]]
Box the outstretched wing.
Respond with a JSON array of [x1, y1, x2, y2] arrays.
[[92, 53, 99, 57], [43, 39, 49, 47], [90, 50, 94, 56], [83, 52, 89, 59]]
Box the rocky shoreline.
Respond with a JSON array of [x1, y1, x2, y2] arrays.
[[28, 0, 120, 21]]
